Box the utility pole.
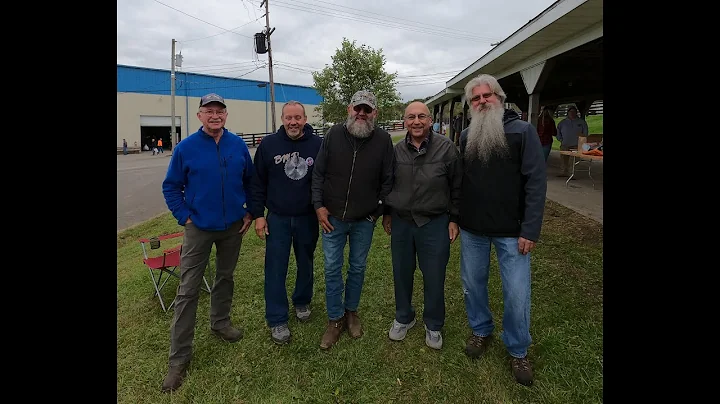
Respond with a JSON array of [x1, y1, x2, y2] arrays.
[[170, 38, 177, 145], [262, 0, 277, 133]]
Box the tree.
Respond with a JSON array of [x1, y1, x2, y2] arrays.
[[312, 38, 401, 124]]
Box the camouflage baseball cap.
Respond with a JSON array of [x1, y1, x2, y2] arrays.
[[350, 90, 376, 110], [199, 93, 226, 108]]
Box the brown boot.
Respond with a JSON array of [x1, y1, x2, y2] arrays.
[[320, 316, 345, 350], [346, 310, 363, 338], [161, 362, 189, 393]]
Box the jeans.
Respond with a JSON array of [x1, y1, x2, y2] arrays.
[[264, 212, 319, 327], [322, 215, 375, 320], [390, 212, 449, 331], [541, 144, 552, 162], [169, 220, 243, 366], [459, 228, 532, 358]]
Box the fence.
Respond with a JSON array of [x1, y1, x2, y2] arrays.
[[238, 122, 405, 147]]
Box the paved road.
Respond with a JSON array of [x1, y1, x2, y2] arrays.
[[116, 148, 258, 231]]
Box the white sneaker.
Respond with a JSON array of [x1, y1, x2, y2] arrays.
[[425, 325, 443, 350], [388, 318, 416, 341]]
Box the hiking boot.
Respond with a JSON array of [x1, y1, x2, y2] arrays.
[[295, 305, 311, 322], [388, 318, 416, 341], [211, 325, 243, 342], [510, 356, 534, 386], [465, 334, 492, 359], [270, 323, 291, 344], [346, 310, 363, 338], [320, 316, 345, 350], [424, 325, 443, 350], [161, 362, 189, 393]]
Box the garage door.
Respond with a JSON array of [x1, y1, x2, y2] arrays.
[[140, 116, 182, 127]]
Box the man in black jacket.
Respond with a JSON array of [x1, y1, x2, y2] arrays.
[[382, 101, 462, 350], [311, 90, 394, 350], [458, 74, 547, 387]]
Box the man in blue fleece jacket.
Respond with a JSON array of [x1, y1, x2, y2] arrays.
[[160, 93, 254, 393], [250, 101, 322, 345]]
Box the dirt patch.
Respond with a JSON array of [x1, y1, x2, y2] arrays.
[[542, 200, 603, 245]]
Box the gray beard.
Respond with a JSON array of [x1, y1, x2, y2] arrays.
[[464, 104, 508, 164], [345, 115, 374, 138]]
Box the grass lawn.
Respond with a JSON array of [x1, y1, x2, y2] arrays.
[[117, 200, 603, 403], [551, 115, 603, 151]]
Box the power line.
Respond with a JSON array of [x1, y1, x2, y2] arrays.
[[179, 16, 265, 43], [152, 0, 252, 38], [248, 0, 499, 43]]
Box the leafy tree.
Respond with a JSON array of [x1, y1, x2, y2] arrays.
[[312, 38, 401, 124]]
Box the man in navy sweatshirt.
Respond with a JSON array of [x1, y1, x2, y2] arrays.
[[250, 101, 322, 345], [161, 93, 254, 393], [458, 75, 547, 387]]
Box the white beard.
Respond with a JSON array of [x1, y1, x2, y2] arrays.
[[464, 103, 508, 164], [345, 115, 374, 138]]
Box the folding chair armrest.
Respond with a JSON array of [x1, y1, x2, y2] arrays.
[[163, 245, 182, 254]]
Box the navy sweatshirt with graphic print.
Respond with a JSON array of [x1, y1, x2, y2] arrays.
[[250, 123, 322, 218]]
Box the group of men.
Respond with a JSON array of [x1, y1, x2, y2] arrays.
[[159, 73, 547, 393]]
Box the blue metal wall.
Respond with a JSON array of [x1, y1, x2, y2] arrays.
[[117, 64, 323, 105]]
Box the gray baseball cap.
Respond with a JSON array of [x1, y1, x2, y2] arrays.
[[350, 90, 376, 110], [199, 93, 226, 108]]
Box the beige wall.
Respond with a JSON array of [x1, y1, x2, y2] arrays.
[[117, 93, 322, 148]]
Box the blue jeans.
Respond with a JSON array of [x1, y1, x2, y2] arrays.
[[459, 228, 532, 358], [322, 215, 375, 320], [391, 212, 449, 331], [264, 212, 318, 327], [541, 144, 552, 162]]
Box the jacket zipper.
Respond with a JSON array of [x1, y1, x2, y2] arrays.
[[216, 144, 227, 230], [341, 149, 357, 220]]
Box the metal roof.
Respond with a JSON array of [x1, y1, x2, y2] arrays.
[[426, 0, 603, 108]]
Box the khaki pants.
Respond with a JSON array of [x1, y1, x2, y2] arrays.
[[559, 145, 576, 174], [168, 220, 244, 366]]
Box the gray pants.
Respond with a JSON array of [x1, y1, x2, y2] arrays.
[[169, 220, 244, 366]]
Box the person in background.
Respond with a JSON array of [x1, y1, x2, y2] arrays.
[[556, 106, 588, 176], [536, 107, 557, 162]]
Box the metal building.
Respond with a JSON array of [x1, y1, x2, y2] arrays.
[[117, 64, 324, 150]]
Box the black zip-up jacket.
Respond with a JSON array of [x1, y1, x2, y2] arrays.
[[385, 131, 462, 227], [311, 123, 394, 221], [458, 109, 547, 241]]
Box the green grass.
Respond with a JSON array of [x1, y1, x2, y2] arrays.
[[117, 200, 603, 403], [551, 115, 603, 151]]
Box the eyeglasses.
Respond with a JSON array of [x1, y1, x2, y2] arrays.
[[353, 105, 373, 114], [405, 114, 429, 121], [200, 109, 227, 116], [470, 92, 495, 103]]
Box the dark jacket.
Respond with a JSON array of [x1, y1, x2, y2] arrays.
[[458, 109, 547, 241], [385, 131, 462, 226], [311, 123, 394, 221], [250, 123, 322, 218]]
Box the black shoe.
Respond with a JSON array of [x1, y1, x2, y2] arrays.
[[211, 325, 243, 342], [161, 362, 189, 393], [510, 356, 534, 386], [465, 334, 492, 359]]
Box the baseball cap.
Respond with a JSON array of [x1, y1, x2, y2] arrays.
[[350, 90, 376, 110], [199, 93, 226, 108]]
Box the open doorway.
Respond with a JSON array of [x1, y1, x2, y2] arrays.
[[140, 126, 180, 151]]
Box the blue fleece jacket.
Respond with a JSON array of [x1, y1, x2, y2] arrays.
[[250, 123, 322, 218], [162, 127, 254, 231]]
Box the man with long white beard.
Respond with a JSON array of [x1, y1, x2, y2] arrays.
[[458, 74, 547, 387], [311, 90, 394, 350]]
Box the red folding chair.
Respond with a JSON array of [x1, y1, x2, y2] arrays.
[[139, 231, 212, 312]]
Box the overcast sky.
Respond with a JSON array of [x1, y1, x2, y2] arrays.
[[117, 0, 556, 102]]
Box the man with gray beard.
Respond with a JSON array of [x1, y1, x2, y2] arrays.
[[457, 74, 547, 387], [311, 90, 394, 350]]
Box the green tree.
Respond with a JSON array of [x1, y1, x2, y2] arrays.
[[312, 38, 401, 124]]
